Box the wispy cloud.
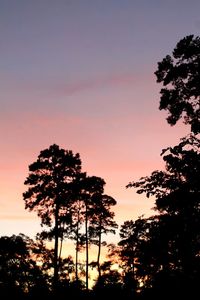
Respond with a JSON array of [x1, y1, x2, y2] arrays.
[[55, 72, 151, 96], [5, 71, 150, 99], [0, 70, 154, 104]]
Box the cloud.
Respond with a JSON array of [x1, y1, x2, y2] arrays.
[[49, 72, 153, 97], [0, 70, 148, 94]]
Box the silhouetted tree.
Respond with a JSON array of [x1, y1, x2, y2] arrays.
[[118, 217, 148, 294], [66, 173, 86, 284], [93, 260, 123, 300], [89, 193, 118, 279], [71, 200, 85, 283], [0, 234, 48, 297], [155, 35, 200, 134], [80, 175, 105, 291], [23, 144, 82, 290], [127, 35, 200, 294], [127, 135, 200, 295]]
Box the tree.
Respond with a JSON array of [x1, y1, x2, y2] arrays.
[[93, 260, 123, 300], [89, 193, 118, 279], [127, 135, 200, 214], [23, 144, 82, 290], [127, 135, 200, 295], [155, 35, 200, 134], [63, 172, 87, 284], [0, 234, 48, 297], [79, 175, 105, 291], [118, 217, 148, 294], [126, 35, 200, 296], [69, 198, 85, 283]]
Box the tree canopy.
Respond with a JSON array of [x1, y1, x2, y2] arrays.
[[126, 35, 200, 297], [155, 35, 200, 134], [23, 144, 82, 289]]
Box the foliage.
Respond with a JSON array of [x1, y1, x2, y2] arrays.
[[0, 234, 48, 296], [155, 35, 200, 134], [127, 134, 200, 293], [23, 144, 82, 289], [23, 144, 82, 226], [127, 134, 200, 214]]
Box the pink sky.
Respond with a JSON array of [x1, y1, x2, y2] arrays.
[[0, 1, 197, 246]]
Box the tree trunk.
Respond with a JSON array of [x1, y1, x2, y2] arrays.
[[97, 220, 102, 279], [53, 202, 59, 291], [75, 209, 80, 282], [58, 226, 64, 262], [85, 203, 89, 291]]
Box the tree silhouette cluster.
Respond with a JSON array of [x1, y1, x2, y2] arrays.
[[0, 35, 200, 300]]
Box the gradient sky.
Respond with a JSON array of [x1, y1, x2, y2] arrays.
[[0, 0, 199, 240]]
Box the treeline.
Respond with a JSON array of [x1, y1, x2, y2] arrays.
[[0, 35, 200, 299]]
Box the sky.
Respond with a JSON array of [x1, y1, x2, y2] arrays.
[[0, 0, 199, 242]]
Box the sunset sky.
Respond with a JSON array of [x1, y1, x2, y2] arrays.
[[0, 0, 199, 241]]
